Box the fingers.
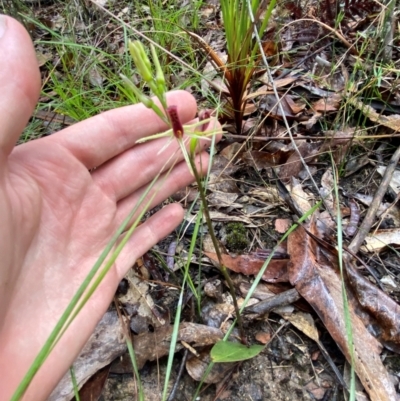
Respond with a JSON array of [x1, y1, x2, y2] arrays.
[[45, 90, 197, 170], [115, 203, 184, 279], [91, 127, 218, 202], [114, 152, 210, 226], [0, 15, 41, 157]]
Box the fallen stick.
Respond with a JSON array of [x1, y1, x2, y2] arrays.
[[348, 145, 400, 254]]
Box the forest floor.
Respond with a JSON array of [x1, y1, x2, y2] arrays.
[[2, 0, 400, 400]]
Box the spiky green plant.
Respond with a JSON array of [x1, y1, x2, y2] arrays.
[[191, 0, 276, 133]]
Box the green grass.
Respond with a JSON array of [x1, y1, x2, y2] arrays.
[[0, 0, 31, 25], [17, 0, 206, 143], [332, 1, 398, 146]]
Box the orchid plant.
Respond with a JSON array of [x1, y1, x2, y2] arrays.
[[121, 40, 223, 173], [123, 40, 247, 343]]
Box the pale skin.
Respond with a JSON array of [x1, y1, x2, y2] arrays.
[[0, 15, 220, 399]]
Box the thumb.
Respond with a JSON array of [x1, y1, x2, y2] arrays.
[[0, 15, 40, 158]]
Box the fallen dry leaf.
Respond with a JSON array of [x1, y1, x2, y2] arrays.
[[344, 154, 370, 176], [242, 149, 288, 170], [208, 211, 255, 226], [78, 365, 110, 401], [287, 223, 397, 401], [319, 168, 335, 212], [186, 347, 235, 383], [301, 109, 323, 129], [352, 192, 400, 226], [380, 275, 397, 289], [87, 66, 104, 88], [350, 99, 400, 132], [362, 228, 400, 252], [201, 301, 235, 329], [207, 191, 241, 208], [320, 127, 355, 165], [345, 262, 400, 346], [288, 177, 314, 215], [260, 93, 300, 118], [204, 251, 289, 283], [258, 76, 298, 88], [120, 268, 166, 333], [312, 94, 341, 112], [208, 172, 240, 193], [278, 142, 318, 183], [35, 50, 52, 67], [219, 142, 244, 162], [239, 281, 285, 301], [377, 166, 400, 195], [285, 94, 306, 114], [280, 311, 319, 342], [247, 186, 281, 203]]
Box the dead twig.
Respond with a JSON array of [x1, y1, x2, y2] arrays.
[[224, 134, 400, 141], [166, 349, 189, 401], [348, 145, 400, 254], [316, 340, 347, 389], [244, 288, 301, 315]]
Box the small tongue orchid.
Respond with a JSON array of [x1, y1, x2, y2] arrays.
[[122, 41, 246, 343], [121, 40, 222, 174]]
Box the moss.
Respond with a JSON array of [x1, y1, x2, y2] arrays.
[[225, 222, 249, 252], [385, 355, 400, 372]]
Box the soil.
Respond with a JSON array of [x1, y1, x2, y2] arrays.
[[103, 313, 345, 401]]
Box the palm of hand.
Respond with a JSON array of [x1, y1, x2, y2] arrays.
[[4, 138, 117, 319], [0, 16, 214, 400]]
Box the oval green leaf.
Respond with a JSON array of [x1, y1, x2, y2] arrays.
[[210, 341, 264, 363]]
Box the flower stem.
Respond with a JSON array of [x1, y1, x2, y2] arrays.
[[188, 155, 246, 344]]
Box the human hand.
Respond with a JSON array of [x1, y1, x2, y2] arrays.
[[0, 15, 219, 400]]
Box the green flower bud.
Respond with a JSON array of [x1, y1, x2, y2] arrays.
[[151, 44, 166, 92], [138, 41, 152, 73], [128, 40, 153, 83]]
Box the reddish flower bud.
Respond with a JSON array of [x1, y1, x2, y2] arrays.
[[198, 109, 212, 132], [167, 105, 184, 139]]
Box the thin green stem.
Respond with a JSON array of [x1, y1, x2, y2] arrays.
[[69, 367, 80, 401], [187, 155, 246, 343]]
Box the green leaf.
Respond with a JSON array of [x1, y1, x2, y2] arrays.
[[210, 341, 264, 363]]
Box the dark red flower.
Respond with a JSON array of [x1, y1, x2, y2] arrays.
[[167, 105, 184, 139]]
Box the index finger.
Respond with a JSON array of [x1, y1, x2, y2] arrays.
[[43, 90, 197, 169]]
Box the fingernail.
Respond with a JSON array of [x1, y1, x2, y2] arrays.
[[0, 15, 7, 39]]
